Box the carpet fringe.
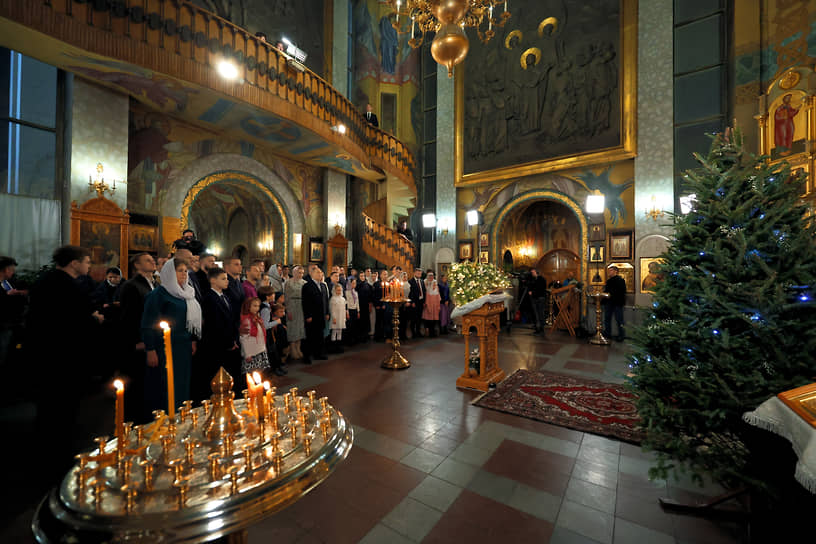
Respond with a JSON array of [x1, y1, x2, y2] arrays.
[[469, 368, 521, 405]]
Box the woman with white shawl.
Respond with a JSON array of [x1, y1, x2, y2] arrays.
[[141, 257, 202, 415], [284, 265, 307, 360]]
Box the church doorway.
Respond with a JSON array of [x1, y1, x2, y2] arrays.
[[185, 175, 286, 265], [495, 198, 584, 283]]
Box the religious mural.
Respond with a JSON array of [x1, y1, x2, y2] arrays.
[[352, 0, 421, 151], [462, 0, 622, 174], [127, 103, 324, 237]]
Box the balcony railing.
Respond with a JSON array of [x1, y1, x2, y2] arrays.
[[7, 0, 416, 186], [362, 211, 416, 272]]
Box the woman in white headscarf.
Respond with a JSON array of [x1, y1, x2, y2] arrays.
[[284, 265, 307, 360], [141, 257, 202, 415]]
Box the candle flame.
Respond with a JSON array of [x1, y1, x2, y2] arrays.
[[113, 379, 124, 391], [246, 372, 255, 386], [253, 371, 263, 384], [159, 321, 170, 331], [263, 381, 271, 391]]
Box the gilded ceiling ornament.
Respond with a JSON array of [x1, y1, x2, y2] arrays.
[[520, 47, 542, 69], [504, 30, 523, 50], [537, 17, 558, 37], [779, 70, 801, 90]]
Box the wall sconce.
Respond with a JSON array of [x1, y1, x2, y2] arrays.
[[439, 217, 451, 235], [332, 212, 346, 234], [88, 163, 119, 198], [207, 243, 222, 257], [257, 235, 274, 254], [585, 194, 605, 215], [645, 195, 665, 221]]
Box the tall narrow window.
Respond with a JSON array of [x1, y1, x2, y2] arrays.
[[0, 47, 58, 199]]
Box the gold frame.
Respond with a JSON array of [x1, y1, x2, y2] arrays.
[[454, 0, 638, 186]]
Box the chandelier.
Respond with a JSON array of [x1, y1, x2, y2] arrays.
[[390, 0, 511, 77]]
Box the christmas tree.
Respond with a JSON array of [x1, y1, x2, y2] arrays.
[[629, 127, 816, 489]]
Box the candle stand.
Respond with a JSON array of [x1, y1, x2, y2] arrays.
[[381, 297, 411, 370], [32, 367, 353, 543], [586, 291, 611, 345]]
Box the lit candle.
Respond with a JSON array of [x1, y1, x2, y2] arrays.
[[264, 381, 272, 418], [253, 371, 265, 420], [113, 379, 125, 447], [411, 17, 415, 39], [505, 0, 509, 12], [489, 6, 493, 30], [159, 321, 175, 418]]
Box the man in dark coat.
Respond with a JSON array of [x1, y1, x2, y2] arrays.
[[357, 271, 373, 342], [364, 103, 379, 127], [603, 265, 627, 341], [301, 265, 327, 362], [196, 253, 215, 292], [224, 257, 245, 323], [372, 270, 386, 341], [117, 253, 156, 422], [199, 267, 241, 394], [407, 268, 425, 339], [526, 269, 548, 334], [172, 229, 205, 256], [28, 246, 104, 479]]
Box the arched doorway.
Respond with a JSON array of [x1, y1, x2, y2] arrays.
[[536, 249, 580, 284], [185, 175, 286, 265]]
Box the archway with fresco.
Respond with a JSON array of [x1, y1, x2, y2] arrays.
[[181, 172, 289, 265], [490, 191, 589, 286]]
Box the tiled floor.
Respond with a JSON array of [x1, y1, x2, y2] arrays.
[[0, 327, 747, 543]]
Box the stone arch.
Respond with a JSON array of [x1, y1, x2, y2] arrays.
[[434, 247, 456, 272], [161, 153, 306, 261], [489, 189, 589, 287]]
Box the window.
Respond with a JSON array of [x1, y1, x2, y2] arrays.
[[419, 35, 437, 243], [0, 48, 59, 199]]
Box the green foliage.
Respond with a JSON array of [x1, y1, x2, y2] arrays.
[[448, 261, 512, 306], [628, 128, 816, 489]]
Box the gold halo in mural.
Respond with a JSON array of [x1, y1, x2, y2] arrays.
[[537, 17, 558, 37], [520, 47, 542, 69], [504, 30, 523, 50], [779, 70, 801, 90]]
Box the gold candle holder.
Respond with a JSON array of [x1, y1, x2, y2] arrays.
[[94, 436, 109, 456], [169, 458, 184, 482], [227, 466, 240, 496], [203, 368, 245, 441], [118, 456, 133, 485], [242, 444, 253, 472], [283, 393, 291, 414], [320, 421, 330, 441], [160, 435, 174, 463], [75, 453, 90, 470], [152, 409, 165, 422], [166, 423, 177, 442], [173, 478, 189, 509], [183, 437, 197, 465], [134, 425, 146, 447], [289, 387, 299, 400], [270, 431, 280, 453], [307, 390, 317, 411], [181, 400, 193, 422], [93, 479, 105, 512], [200, 399, 210, 417], [76, 467, 94, 502], [140, 459, 154, 491], [272, 450, 283, 474], [121, 422, 133, 448], [207, 452, 221, 481], [303, 435, 312, 456], [319, 397, 328, 413], [381, 299, 411, 369], [121, 483, 137, 514]]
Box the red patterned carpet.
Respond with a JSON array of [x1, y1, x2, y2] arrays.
[[473, 369, 644, 444]]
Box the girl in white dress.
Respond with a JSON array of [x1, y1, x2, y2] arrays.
[[329, 284, 348, 346]]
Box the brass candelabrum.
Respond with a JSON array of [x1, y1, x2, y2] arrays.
[[586, 291, 611, 346], [381, 297, 411, 370], [32, 367, 353, 543]]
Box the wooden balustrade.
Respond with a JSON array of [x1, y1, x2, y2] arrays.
[[6, 0, 416, 186], [362, 212, 415, 271]]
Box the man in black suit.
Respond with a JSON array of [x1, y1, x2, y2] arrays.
[[224, 257, 245, 323], [196, 253, 215, 291], [28, 245, 104, 479], [118, 253, 156, 422], [199, 267, 241, 395], [407, 267, 426, 339], [357, 271, 373, 342], [365, 103, 379, 127], [302, 265, 327, 363]]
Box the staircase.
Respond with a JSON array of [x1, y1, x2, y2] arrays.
[[362, 207, 416, 272]]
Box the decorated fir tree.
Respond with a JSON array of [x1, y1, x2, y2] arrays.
[[629, 128, 816, 489]]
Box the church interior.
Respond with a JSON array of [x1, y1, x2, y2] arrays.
[[1, 1, 816, 542]]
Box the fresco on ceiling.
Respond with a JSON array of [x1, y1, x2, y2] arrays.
[[462, 0, 621, 175], [128, 103, 324, 235], [456, 160, 634, 237], [352, 0, 420, 151]]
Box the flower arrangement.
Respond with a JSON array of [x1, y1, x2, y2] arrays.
[[448, 261, 512, 306]]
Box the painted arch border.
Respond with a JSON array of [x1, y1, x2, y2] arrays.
[[489, 189, 590, 289], [180, 171, 290, 262]]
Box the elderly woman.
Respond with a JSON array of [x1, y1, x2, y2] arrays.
[[142, 257, 201, 416], [284, 265, 306, 361]]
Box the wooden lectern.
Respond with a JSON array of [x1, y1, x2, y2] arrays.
[[456, 301, 506, 392]]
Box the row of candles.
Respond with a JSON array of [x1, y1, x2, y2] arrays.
[[381, 279, 405, 301]]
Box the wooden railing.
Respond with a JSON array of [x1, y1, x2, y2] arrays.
[[4, 0, 417, 186], [363, 198, 388, 226], [362, 212, 416, 272]]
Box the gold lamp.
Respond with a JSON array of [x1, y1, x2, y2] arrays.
[[389, 0, 512, 77], [88, 163, 119, 198], [645, 195, 665, 221]]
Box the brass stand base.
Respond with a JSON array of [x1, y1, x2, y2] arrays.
[[589, 333, 611, 346], [381, 350, 411, 370], [456, 368, 506, 392]]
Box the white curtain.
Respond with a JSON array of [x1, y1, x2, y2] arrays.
[[0, 194, 61, 271]]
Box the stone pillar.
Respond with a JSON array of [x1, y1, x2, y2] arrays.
[[331, 0, 349, 98], [634, 0, 674, 305], [323, 169, 347, 242], [434, 64, 457, 266], [69, 79, 129, 211]]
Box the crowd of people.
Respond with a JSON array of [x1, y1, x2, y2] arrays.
[[0, 233, 458, 471]]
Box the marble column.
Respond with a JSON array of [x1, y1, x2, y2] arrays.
[[323, 168, 347, 244], [431, 64, 457, 269], [331, 0, 349, 98], [634, 0, 674, 304]]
